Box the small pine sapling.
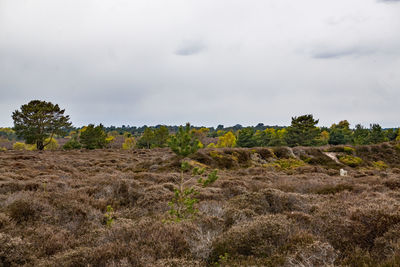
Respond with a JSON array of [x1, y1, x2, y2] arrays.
[[104, 205, 115, 227], [166, 162, 219, 222]]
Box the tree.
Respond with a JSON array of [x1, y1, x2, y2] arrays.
[[285, 114, 319, 147], [12, 100, 71, 150], [154, 126, 170, 147], [353, 124, 370, 145], [328, 120, 353, 145], [79, 124, 108, 149], [217, 131, 236, 148], [368, 124, 387, 144], [168, 123, 200, 157], [137, 128, 155, 149], [236, 128, 257, 148]]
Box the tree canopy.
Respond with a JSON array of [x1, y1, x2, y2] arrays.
[[12, 100, 71, 150]]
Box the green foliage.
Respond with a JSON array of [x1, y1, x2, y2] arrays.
[[104, 205, 115, 227], [329, 120, 353, 145], [168, 123, 200, 157], [137, 128, 155, 149], [0, 127, 17, 141], [166, 162, 219, 222], [12, 100, 72, 150], [214, 253, 229, 266], [353, 124, 370, 145], [0, 147, 6, 152], [153, 126, 169, 147], [343, 146, 355, 154], [314, 130, 330, 146], [122, 137, 136, 150], [368, 123, 387, 144], [79, 124, 108, 149], [372, 160, 388, 170], [236, 128, 257, 148], [339, 155, 363, 167], [285, 114, 320, 147], [198, 169, 219, 187], [63, 137, 82, 150]]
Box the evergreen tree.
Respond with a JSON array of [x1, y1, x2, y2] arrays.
[[368, 124, 387, 144], [79, 124, 108, 149], [168, 123, 200, 157], [154, 126, 169, 147], [285, 114, 320, 147], [236, 128, 257, 148], [353, 124, 370, 145], [137, 128, 155, 148], [12, 100, 71, 150], [328, 120, 353, 145]]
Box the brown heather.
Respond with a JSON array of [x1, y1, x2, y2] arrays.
[[1, 143, 400, 266]]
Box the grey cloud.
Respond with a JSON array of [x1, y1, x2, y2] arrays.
[[311, 46, 375, 59], [379, 0, 400, 2], [175, 40, 206, 56]]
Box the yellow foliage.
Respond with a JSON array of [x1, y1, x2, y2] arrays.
[[217, 131, 236, 148], [44, 138, 59, 150], [105, 136, 115, 143], [13, 142, 26, 150], [207, 143, 216, 148], [320, 131, 330, 142], [198, 141, 204, 149], [26, 144, 37, 151], [0, 147, 7, 151], [122, 137, 136, 150]]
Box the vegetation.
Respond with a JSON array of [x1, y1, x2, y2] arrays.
[[285, 114, 320, 147], [12, 100, 71, 150], [168, 123, 200, 157], [79, 124, 108, 149]]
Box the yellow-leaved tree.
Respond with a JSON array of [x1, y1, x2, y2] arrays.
[[122, 137, 136, 150], [217, 131, 236, 148]]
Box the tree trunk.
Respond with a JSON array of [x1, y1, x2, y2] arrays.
[[37, 140, 44, 150]]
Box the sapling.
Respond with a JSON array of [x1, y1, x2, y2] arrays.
[[166, 162, 219, 222]]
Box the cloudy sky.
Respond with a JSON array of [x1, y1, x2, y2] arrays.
[[1, 0, 399, 128]]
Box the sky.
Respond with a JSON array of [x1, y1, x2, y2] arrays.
[[1, 0, 400, 128]]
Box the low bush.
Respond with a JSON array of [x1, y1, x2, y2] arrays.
[[372, 160, 389, 170], [13, 142, 26, 150], [63, 138, 82, 150], [339, 155, 363, 167], [7, 200, 36, 223], [314, 184, 354, 195]]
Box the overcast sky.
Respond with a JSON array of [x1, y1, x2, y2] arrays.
[[1, 0, 399, 128]]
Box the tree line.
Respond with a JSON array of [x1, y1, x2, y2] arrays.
[[3, 100, 399, 151]]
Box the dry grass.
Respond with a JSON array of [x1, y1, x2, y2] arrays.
[[1, 144, 400, 266]]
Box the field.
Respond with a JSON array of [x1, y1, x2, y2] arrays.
[[1, 144, 400, 266]]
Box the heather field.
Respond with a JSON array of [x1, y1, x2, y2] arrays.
[[1, 144, 400, 266]]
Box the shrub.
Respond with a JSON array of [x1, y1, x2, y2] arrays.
[[44, 137, 59, 150], [0, 146, 7, 151], [13, 142, 26, 150], [122, 137, 136, 150], [343, 146, 355, 154], [7, 200, 36, 223], [217, 131, 236, 148], [266, 159, 305, 170], [168, 123, 200, 157], [339, 155, 363, 167], [79, 124, 108, 149], [210, 214, 294, 261], [372, 160, 389, 170], [63, 138, 82, 150]]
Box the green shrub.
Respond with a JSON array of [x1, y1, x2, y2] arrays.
[[63, 138, 82, 150], [372, 160, 388, 170], [266, 158, 305, 170], [168, 123, 200, 157], [79, 124, 108, 149], [339, 155, 363, 167], [343, 146, 355, 154]]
